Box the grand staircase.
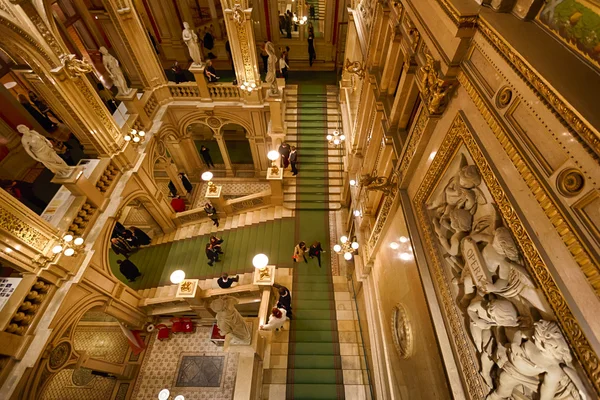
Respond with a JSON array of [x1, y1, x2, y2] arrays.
[[284, 85, 343, 211]]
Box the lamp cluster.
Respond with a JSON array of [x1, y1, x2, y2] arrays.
[[389, 236, 413, 260], [201, 171, 218, 193], [158, 388, 184, 400], [326, 129, 345, 146], [239, 81, 257, 93], [52, 234, 85, 257], [124, 128, 145, 144], [333, 235, 359, 260], [293, 15, 308, 25]]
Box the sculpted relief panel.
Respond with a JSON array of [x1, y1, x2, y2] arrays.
[[414, 113, 596, 399]]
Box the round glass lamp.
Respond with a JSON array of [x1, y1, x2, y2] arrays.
[[52, 245, 63, 254], [333, 244, 342, 253], [351, 242, 359, 250], [267, 150, 279, 161], [64, 248, 75, 257], [74, 237, 84, 246], [158, 389, 170, 400], [340, 236, 348, 244], [63, 234, 73, 242], [201, 171, 213, 181], [343, 252, 353, 261], [170, 270, 186, 284], [252, 253, 269, 269]]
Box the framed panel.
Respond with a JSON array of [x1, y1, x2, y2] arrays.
[[413, 112, 598, 399]]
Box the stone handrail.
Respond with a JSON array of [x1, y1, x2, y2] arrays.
[[174, 207, 206, 226], [208, 84, 240, 100], [169, 83, 200, 98], [224, 189, 271, 213]]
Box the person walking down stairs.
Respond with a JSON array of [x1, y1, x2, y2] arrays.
[[290, 146, 298, 176], [204, 203, 219, 227], [260, 307, 287, 331], [293, 241, 308, 263], [309, 241, 324, 267], [274, 283, 293, 319]]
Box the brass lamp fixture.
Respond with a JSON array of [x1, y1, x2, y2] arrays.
[[253, 253, 270, 279], [326, 129, 345, 146], [201, 171, 218, 193], [124, 128, 145, 144], [51, 233, 85, 257], [267, 150, 280, 174], [360, 169, 399, 196], [333, 235, 359, 260], [239, 81, 257, 93]]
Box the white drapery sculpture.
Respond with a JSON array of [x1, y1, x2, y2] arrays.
[[210, 296, 251, 344], [265, 41, 278, 95], [18, 125, 72, 178], [182, 22, 203, 65], [99, 47, 130, 95]]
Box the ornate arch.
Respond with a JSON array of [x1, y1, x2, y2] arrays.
[[178, 110, 254, 139]]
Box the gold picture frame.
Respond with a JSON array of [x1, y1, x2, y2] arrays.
[[413, 112, 599, 398]]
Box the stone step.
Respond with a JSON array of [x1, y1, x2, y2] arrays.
[[283, 201, 342, 211]]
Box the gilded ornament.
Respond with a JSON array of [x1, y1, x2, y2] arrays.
[[367, 193, 396, 260], [360, 169, 399, 196], [419, 54, 454, 115], [344, 59, 366, 79], [557, 168, 585, 197], [232, 4, 245, 25], [495, 86, 512, 109], [391, 303, 413, 359], [48, 341, 71, 370], [398, 106, 427, 181], [414, 113, 600, 397], [0, 207, 52, 251], [60, 54, 93, 78]]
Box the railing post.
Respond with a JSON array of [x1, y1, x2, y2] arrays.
[[189, 64, 212, 101]]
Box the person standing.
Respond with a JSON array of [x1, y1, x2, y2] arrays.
[[259, 307, 287, 331], [260, 41, 269, 73], [117, 259, 142, 282], [206, 243, 219, 266], [130, 226, 151, 246], [178, 172, 193, 193], [171, 195, 186, 212], [18, 94, 56, 132], [308, 32, 316, 67], [111, 237, 132, 258], [168, 181, 178, 197], [210, 235, 224, 254], [278, 142, 291, 168], [204, 203, 219, 227], [273, 283, 292, 319], [309, 241, 324, 267], [200, 145, 216, 168], [218, 273, 239, 288], [279, 52, 289, 80], [293, 241, 308, 263], [290, 146, 298, 176]]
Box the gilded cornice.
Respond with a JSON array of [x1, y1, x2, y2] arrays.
[[414, 112, 600, 397], [477, 18, 600, 162], [433, 0, 478, 29], [458, 70, 600, 299]]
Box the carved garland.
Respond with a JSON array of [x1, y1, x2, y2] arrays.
[[413, 112, 600, 397], [458, 70, 600, 299], [230, 6, 255, 83]]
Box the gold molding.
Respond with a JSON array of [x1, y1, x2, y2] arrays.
[[477, 19, 600, 162], [458, 70, 600, 298], [0, 206, 52, 252], [413, 112, 600, 397], [433, 0, 478, 28], [398, 105, 427, 180]]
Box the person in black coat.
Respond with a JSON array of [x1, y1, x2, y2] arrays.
[[200, 145, 215, 168], [278, 142, 291, 168], [204, 203, 219, 227], [130, 226, 151, 246], [307, 32, 316, 66], [217, 273, 239, 288], [206, 243, 219, 266], [117, 259, 142, 282], [273, 283, 292, 319], [289, 146, 298, 176], [309, 241, 324, 267], [168, 181, 178, 197], [178, 172, 193, 193], [111, 237, 131, 257]]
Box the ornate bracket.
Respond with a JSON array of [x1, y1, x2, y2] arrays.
[[344, 59, 366, 79], [59, 54, 93, 78], [232, 4, 246, 25], [419, 54, 454, 115], [360, 169, 399, 196]]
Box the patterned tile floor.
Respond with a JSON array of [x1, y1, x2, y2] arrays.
[[131, 327, 238, 400]]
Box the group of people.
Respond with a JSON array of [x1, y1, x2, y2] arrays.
[[205, 235, 224, 266], [294, 241, 324, 267], [260, 283, 293, 331], [110, 223, 151, 282], [18, 92, 61, 133], [278, 142, 298, 175]]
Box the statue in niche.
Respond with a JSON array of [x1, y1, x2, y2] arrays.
[[265, 41, 279, 95], [427, 152, 588, 399], [210, 296, 251, 344], [99, 47, 131, 95], [182, 22, 203, 66], [18, 125, 72, 178]]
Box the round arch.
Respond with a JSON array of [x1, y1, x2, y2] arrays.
[[177, 110, 254, 138]]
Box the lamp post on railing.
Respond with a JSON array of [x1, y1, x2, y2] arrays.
[[266, 150, 283, 204], [201, 170, 225, 213]]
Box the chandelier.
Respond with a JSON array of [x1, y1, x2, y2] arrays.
[[389, 236, 413, 260], [51, 234, 85, 257], [124, 128, 145, 144], [239, 81, 257, 93], [326, 129, 345, 146], [333, 235, 359, 260]]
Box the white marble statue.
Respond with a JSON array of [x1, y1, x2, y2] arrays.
[[210, 296, 251, 343], [18, 125, 72, 177], [488, 320, 589, 400], [182, 22, 203, 65], [265, 41, 278, 95], [99, 47, 130, 95]]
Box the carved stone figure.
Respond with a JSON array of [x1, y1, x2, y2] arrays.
[[60, 54, 93, 77], [210, 296, 251, 344], [18, 125, 72, 177], [182, 22, 203, 65], [265, 41, 279, 95], [488, 320, 589, 400], [99, 47, 130, 95]]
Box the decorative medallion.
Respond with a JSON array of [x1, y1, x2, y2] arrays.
[[48, 341, 71, 370], [557, 168, 585, 197], [391, 303, 413, 359], [207, 117, 221, 129], [496, 86, 513, 109], [156, 140, 166, 157]]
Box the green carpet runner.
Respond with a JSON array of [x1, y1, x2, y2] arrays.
[[109, 218, 296, 290], [287, 84, 345, 399]]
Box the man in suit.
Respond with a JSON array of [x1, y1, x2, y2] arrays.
[[273, 283, 292, 319], [217, 273, 239, 288], [289, 146, 298, 176]]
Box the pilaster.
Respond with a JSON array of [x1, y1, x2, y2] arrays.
[[213, 132, 235, 177], [166, 135, 204, 176]]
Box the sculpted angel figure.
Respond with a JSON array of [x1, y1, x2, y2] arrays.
[[18, 125, 72, 177], [182, 22, 203, 65], [99, 47, 130, 95], [488, 320, 589, 400]]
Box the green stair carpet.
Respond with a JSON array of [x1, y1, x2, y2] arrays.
[[109, 218, 296, 290], [287, 84, 345, 399]]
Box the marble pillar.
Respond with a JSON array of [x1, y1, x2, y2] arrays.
[[213, 132, 235, 177], [166, 136, 204, 176]]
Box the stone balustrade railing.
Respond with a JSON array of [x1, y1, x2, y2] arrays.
[[169, 83, 200, 98], [208, 84, 240, 100], [225, 190, 271, 213]]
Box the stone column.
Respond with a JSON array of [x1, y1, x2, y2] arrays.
[[160, 159, 191, 200], [189, 64, 213, 100], [165, 135, 204, 176], [102, 0, 167, 89], [213, 132, 235, 177], [116, 89, 152, 130], [379, 27, 404, 95], [267, 93, 285, 143], [222, 0, 262, 103]]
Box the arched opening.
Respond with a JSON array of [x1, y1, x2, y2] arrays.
[[188, 122, 224, 167], [221, 123, 253, 167]]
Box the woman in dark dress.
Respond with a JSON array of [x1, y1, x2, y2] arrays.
[[309, 241, 324, 267], [178, 172, 193, 193], [117, 259, 142, 282]]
